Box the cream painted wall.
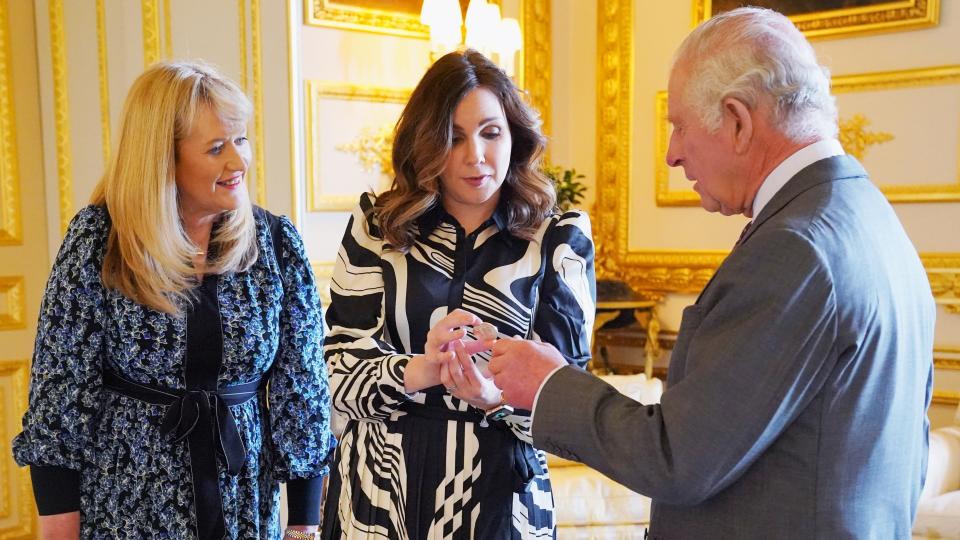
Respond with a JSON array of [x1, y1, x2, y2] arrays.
[[550, 0, 960, 427]]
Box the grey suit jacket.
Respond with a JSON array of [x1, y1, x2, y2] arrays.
[[534, 156, 935, 539]]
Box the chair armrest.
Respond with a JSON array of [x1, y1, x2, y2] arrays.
[[921, 426, 960, 502]]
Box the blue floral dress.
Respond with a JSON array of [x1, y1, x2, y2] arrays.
[[13, 205, 336, 539]]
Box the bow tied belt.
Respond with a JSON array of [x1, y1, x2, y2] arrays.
[[103, 369, 264, 539]]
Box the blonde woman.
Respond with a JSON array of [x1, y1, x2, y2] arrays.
[[13, 61, 335, 539]]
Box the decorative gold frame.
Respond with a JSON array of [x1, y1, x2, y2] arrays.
[[596, 0, 960, 307], [655, 65, 960, 206], [0, 275, 24, 330], [301, 0, 546, 127], [932, 346, 960, 406], [693, 0, 940, 40], [304, 82, 411, 212], [0, 0, 21, 246], [305, 0, 429, 38], [250, 0, 267, 206], [48, 0, 73, 236], [0, 359, 33, 536]]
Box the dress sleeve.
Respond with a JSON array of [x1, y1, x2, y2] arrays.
[[533, 210, 596, 366], [503, 210, 597, 442], [12, 206, 109, 492], [267, 216, 336, 481], [324, 194, 414, 422]]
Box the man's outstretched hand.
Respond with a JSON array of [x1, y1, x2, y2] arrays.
[[488, 338, 567, 410]]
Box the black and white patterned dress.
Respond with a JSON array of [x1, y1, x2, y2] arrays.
[[13, 205, 337, 539], [321, 193, 595, 539]]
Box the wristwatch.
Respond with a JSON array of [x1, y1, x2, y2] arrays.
[[484, 393, 514, 423], [284, 530, 320, 540]]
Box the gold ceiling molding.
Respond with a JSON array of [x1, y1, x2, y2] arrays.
[[48, 0, 73, 236], [693, 0, 939, 40], [96, 0, 110, 167], [251, 0, 267, 206], [0, 359, 33, 535], [0, 0, 21, 246], [597, 0, 960, 305]]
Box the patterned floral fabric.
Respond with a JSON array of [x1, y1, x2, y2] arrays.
[[321, 193, 596, 539], [13, 205, 336, 539]]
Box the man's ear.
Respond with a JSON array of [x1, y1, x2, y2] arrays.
[[722, 97, 753, 154]]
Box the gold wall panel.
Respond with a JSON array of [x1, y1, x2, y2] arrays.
[[304, 82, 411, 212], [523, 0, 550, 137], [654, 65, 960, 206], [0, 0, 21, 246], [48, 0, 73, 236], [0, 359, 33, 537], [596, 0, 960, 307], [251, 0, 267, 206], [95, 0, 110, 167], [0, 276, 24, 331], [693, 0, 939, 40], [287, 0, 300, 224], [141, 0, 161, 67]]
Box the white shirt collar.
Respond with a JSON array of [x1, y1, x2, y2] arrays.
[[751, 139, 845, 218]]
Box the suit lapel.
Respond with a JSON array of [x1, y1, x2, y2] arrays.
[[695, 155, 867, 305], [738, 155, 868, 246]]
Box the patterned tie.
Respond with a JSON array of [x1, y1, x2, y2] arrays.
[[735, 220, 753, 246]]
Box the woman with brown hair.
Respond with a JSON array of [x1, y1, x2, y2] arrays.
[[13, 61, 336, 539], [322, 50, 595, 538]]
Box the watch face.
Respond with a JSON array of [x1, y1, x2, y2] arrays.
[[487, 404, 514, 421]]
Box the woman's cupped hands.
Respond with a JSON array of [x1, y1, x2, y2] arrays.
[[425, 309, 502, 410]]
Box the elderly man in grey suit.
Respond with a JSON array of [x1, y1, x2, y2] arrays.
[[488, 7, 935, 539]]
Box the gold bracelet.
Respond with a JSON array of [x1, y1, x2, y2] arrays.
[[284, 530, 319, 540]]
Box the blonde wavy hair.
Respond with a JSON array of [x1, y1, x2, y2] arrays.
[[374, 49, 555, 251], [90, 60, 257, 314]]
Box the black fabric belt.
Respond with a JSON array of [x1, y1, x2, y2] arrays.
[[103, 368, 263, 539], [400, 401, 486, 424]]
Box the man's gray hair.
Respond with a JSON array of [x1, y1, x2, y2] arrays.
[[673, 7, 838, 142]]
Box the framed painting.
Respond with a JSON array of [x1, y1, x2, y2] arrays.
[[693, 0, 940, 39], [305, 0, 474, 38]]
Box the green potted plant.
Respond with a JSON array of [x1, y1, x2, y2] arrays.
[[541, 165, 587, 211]]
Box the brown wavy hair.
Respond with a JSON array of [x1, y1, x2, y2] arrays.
[[373, 49, 555, 251]]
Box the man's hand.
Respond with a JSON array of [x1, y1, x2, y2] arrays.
[[488, 338, 567, 410]]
